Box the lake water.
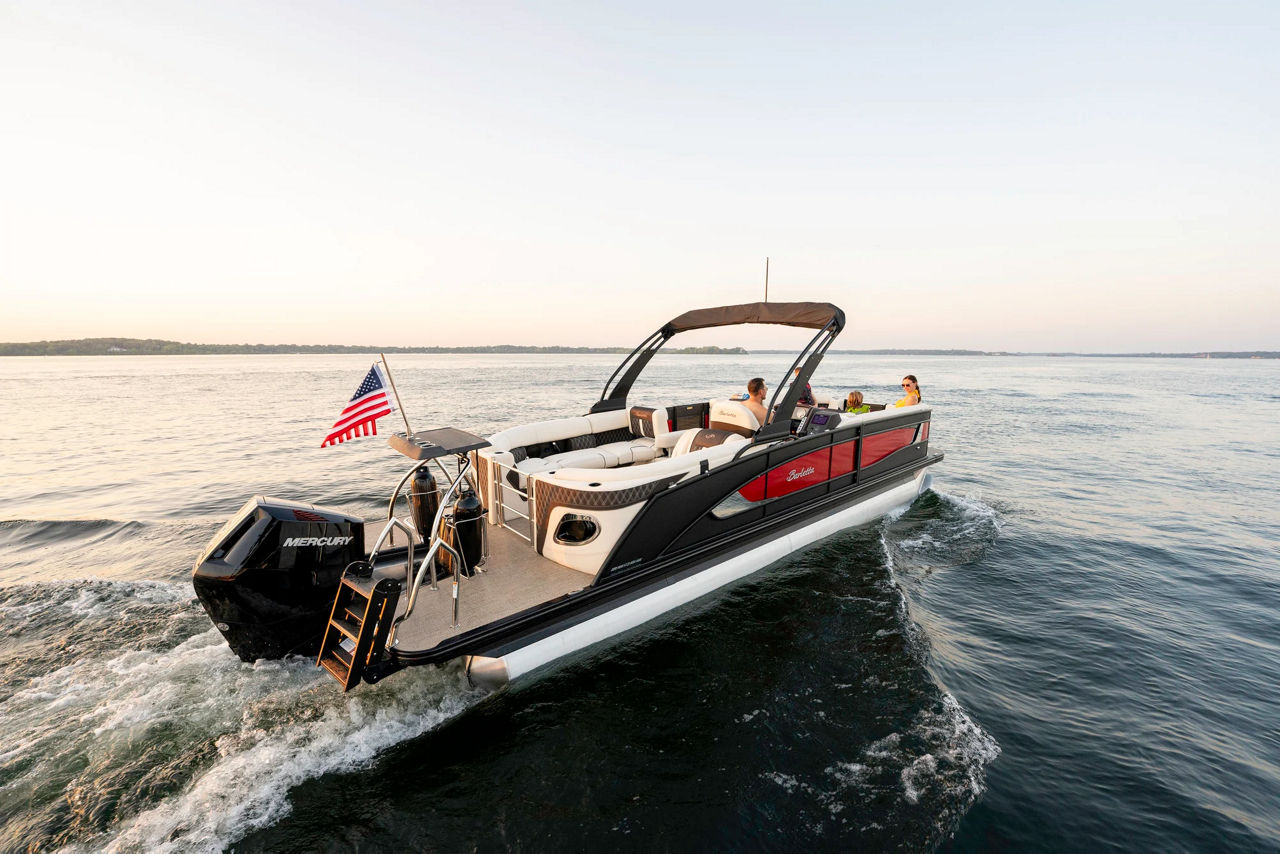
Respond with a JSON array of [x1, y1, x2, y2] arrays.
[[1, 353, 1277, 852]]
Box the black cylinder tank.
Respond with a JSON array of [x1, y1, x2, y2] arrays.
[[192, 497, 364, 661], [453, 490, 484, 577], [407, 466, 439, 544]]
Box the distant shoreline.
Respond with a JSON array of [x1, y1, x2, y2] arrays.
[[0, 338, 1275, 359], [0, 339, 742, 357]]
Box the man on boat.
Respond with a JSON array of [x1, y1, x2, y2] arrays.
[[793, 367, 815, 406], [745, 377, 768, 425]]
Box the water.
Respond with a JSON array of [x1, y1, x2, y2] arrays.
[[1, 353, 1277, 852]]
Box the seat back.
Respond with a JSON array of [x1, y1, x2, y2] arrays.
[[708, 399, 760, 438], [670, 428, 746, 457], [628, 405, 671, 439]]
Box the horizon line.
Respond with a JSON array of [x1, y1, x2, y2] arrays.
[[1, 337, 1277, 359]]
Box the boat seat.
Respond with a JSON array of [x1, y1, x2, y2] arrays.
[[599, 439, 659, 464], [708, 399, 760, 438], [671, 428, 747, 457], [515, 448, 612, 475]]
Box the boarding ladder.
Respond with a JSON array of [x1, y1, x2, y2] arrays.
[[316, 428, 489, 690], [317, 573, 401, 690]]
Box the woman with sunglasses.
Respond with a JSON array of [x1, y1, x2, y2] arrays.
[[894, 375, 921, 408]]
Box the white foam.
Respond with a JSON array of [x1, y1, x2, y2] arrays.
[[763, 771, 802, 794], [865, 694, 998, 806], [901, 754, 938, 804], [0, 615, 485, 854], [880, 489, 1003, 579], [826, 761, 869, 787], [98, 667, 480, 853], [0, 579, 191, 622]]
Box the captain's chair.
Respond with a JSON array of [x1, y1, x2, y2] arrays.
[[708, 399, 760, 438]]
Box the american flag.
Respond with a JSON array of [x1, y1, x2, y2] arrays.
[[321, 363, 396, 447]]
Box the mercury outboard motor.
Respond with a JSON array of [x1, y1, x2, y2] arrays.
[[192, 496, 364, 661]]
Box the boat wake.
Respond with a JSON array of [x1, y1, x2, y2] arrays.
[[0, 489, 1003, 852], [0, 580, 485, 854], [883, 489, 1005, 577], [759, 688, 999, 846], [860, 488, 1004, 842]]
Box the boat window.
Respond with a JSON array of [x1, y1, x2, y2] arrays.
[[710, 491, 754, 519]]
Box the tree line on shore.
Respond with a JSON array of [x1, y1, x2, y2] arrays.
[[0, 338, 747, 356], [1, 338, 1275, 359]]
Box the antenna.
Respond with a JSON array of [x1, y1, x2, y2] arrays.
[[764, 257, 769, 302]]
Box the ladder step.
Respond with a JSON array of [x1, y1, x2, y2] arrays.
[[319, 656, 350, 684], [316, 576, 401, 692], [341, 576, 372, 598], [330, 642, 353, 667], [330, 614, 360, 640], [330, 613, 361, 641]]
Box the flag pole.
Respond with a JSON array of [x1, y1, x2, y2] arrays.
[[379, 353, 414, 436]]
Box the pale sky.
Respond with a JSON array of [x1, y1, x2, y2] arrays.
[[1, 1, 1276, 351]]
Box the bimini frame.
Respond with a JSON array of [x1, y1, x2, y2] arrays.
[[589, 301, 846, 441]]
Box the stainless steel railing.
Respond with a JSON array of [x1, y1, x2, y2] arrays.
[[386, 453, 475, 646], [486, 455, 533, 543]]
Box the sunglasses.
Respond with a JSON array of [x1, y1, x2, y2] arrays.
[[902, 382, 912, 387]]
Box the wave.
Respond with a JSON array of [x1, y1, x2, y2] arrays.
[[882, 490, 1004, 577], [0, 519, 220, 585], [94, 657, 483, 853], [761, 691, 998, 830], [0, 581, 484, 853], [0, 488, 1005, 851], [873, 490, 1004, 842]]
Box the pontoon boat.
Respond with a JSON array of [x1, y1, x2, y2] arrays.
[[192, 302, 942, 690]]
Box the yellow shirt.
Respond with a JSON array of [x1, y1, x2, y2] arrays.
[[894, 391, 920, 408]]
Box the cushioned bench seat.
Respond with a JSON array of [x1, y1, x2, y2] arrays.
[[512, 438, 659, 476], [478, 405, 698, 525]]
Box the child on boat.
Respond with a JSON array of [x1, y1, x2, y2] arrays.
[[845, 391, 871, 414]]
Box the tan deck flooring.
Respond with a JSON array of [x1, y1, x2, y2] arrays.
[[369, 523, 591, 653]]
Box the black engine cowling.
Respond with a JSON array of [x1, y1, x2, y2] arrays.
[[193, 496, 364, 661]]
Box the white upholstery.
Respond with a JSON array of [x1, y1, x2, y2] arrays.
[[594, 440, 640, 465], [586, 410, 630, 433], [671, 430, 699, 457], [708, 399, 760, 436], [536, 417, 592, 445], [627, 441, 658, 463], [654, 429, 691, 451], [515, 448, 609, 474], [671, 428, 747, 457], [487, 416, 593, 453], [541, 436, 758, 486]]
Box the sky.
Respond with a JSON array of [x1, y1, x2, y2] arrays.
[[1, 1, 1277, 352]]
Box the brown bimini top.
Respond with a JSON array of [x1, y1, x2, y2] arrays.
[[662, 301, 844, 336]]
